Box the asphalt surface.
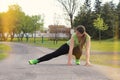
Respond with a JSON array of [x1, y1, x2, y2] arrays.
[[0, 42, 120, 80]]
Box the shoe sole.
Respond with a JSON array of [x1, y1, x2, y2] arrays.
[[29, 60, 37, 65], [29, 61, 32, 65]]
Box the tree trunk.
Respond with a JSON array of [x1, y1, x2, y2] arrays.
[[99, 30, 101, 43], [69, 14, 73, 29], [69, 14, 73, 38]]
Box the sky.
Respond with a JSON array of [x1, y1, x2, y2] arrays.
[[0, 0, 119, 28]]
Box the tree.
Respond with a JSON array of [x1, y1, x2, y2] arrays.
[[0, 13, 2, 40], [57, 0, 79, 28], [74, 0, 119, 40], [84, 0, 91, 11], [93, 14, 108, 41], [73, 0, 94, 38], [0, 4, 44, 42], [15, 11, 25, 41], [116, 2, 120, 39], [101, 2, 117, 39], [0, 13, 4, 40], [5, 4, 25, 41], [94, 0, 102, 14], [31, 15, 44, 43]]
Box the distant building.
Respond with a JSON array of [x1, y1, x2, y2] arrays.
[[48, 25, 71, 39]]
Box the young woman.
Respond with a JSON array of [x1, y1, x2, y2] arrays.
[[29, 25, 91, 66]]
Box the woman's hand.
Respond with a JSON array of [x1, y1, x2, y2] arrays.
[[67, 54, 72, 66], [67, 61, 72, 66], [84, 35, 91, 67], [84, 62, 92, 66]]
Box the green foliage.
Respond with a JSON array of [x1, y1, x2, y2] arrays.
[[116, 2, 120, 38], [74, 1, 119, 40], [73, 4, 97, 39], [0, 4, 44, 41], [93, 14, 108, 31], [94, 0, 102, 14]]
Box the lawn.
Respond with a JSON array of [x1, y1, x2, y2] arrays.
[[0, 43, 11, 60], [91, 40, 120, 52], [81, 54, 120, 68], [10, 37, 120, 52]]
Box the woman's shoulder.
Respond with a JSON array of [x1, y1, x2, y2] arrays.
[[85, 33, 91, 40], [72, 32, 76, 35], [71, 32, 76, 37]]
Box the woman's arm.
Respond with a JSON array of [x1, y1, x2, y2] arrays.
[[67, 37, 74, 65], [84, 36, 91, 66]]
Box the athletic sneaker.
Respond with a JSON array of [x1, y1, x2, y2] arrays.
[[29, 59, 38, 65], [75, 59, 80, 65]]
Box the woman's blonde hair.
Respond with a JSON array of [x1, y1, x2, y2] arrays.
[[76, 25, 86, 49], [76, 25, 86, 34]]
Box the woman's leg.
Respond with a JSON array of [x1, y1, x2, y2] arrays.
[[37, 43, 69, 63]]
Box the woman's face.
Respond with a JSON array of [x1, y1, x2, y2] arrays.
[[76, 31, 84, 37]]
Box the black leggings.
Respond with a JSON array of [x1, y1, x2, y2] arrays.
[[37, 43, 69, 63]]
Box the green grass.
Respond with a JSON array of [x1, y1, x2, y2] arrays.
[[10, 37, 67, 49], [10, 37, 120, 52], [91, 40, 120, 52], [81, 54, 120, 68], [0, 44, 11, 60], [0, 53, 8, 60]]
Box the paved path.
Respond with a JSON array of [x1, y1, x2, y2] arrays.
[[0, 42, 120, 80]]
